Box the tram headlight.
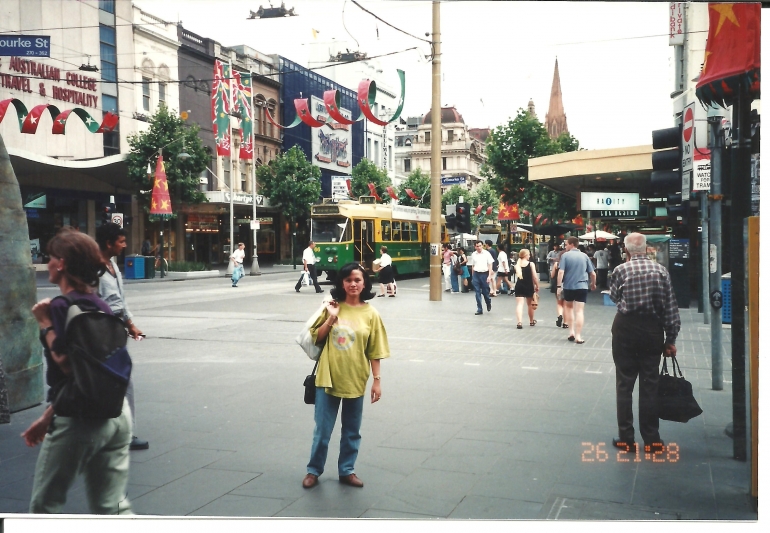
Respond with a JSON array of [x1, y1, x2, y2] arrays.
[[327, 256, 333, 263]]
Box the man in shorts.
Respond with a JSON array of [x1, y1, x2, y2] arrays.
[[556, 237, 596, 344]]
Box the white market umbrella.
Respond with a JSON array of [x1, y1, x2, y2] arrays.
[[578, 230, 618, 241]]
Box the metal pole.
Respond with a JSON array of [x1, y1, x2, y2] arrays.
[[226, 59, 235, 277], [159, 218, 164, 278], [700, 192, 709, 325], [708, 113, 724, 391], [250, 74, 261, 276], [429, 0, 442, 301]]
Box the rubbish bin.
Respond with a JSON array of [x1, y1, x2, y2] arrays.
[[144, 256, 156, 279], [721, 273, 731, 324], [537, 261, 549, 282], [124, 255, 145, 280]]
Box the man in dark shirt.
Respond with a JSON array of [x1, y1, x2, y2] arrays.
[[608, 232, 680, 453]]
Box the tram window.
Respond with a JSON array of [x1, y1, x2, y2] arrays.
[[407, 222, 418, 241], [311, 217, 351, 243], [401, 222, 410, 241], [381, 221, 391, 241], [392, 221, 401, 241]]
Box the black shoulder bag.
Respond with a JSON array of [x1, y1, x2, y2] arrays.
[[303, 360, 319, 405], [657, 356, 703, 423]]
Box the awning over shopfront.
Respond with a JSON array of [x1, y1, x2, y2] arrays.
[[528, 145, 656, 199]]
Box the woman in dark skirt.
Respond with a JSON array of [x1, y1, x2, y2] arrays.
[[514, 248, 539, 328], [376, 246, 396, 297]]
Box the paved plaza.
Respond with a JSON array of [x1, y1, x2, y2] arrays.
[[0, 267, 758, 522]]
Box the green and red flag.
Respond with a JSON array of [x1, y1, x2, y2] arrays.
[[232, 70, 253, 160], [149, 155, 173, 217], [212, 59, 231, 156], [695, 3, 760, 107]]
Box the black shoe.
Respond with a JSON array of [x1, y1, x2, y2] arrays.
[[316, 289, 324, 293], [556, 315, 563, 327], [612, 438, 635, 451], [130, 436, 149, 451], [295, 288, 300, 292], [475, 311, 483, 315], [486, 302, 492, 312]]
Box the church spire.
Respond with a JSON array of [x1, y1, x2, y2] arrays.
[[545, 58, 568, 140]]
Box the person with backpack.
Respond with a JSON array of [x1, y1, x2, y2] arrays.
[[23, 227, 133, 514], [96, 222, 148, 451]]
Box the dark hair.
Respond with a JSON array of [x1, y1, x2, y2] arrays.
[[330, 262, 375, 302], [95, 222, 126, 250], [47, 227, 106, 292], [484, 240, 493, 246]]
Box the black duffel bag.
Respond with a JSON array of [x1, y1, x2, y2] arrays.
[[657, 356, 703, 423]]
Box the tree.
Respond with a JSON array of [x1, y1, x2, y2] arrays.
[[397, 168, 431, 208], [256, 145, 321, 226], [441, 185, 468, 212], [126, 105, 208, 214], [483, 108, 581, 222], [350, 159, 391, 202]]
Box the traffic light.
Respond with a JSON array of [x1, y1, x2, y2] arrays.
[[102, 200, 116, 223], [651, 125, 686, 221], [456, 202, 471, 233], [445, 213, 457, 230]]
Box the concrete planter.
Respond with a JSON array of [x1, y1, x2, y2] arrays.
[[165, 270, 221, 280]]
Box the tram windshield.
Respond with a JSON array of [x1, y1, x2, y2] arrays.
[[311, 217, 351, 243]]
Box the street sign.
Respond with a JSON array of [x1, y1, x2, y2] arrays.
[[111, 213, 124, 228], [0, 35, 50, 56], [682, 103, 694, 173], [692, 153, 711, 192]]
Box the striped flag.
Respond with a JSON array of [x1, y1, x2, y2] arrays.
[[233, 71, 253, 160], [212, 59, 231, 157]]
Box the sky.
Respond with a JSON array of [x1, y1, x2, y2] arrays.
[[135, 0, 676, 150]]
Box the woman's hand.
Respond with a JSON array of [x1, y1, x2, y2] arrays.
[[370, 380, 381, 403], [32, 299, 52, 328], [21, 406, 54, 447], [325, 300, 340, 318]]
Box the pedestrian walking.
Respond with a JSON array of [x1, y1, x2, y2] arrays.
[[514, 248, 539, 328], [302, 262, 390, 489], [23, 227, 133, 514], [96, 223, 148, 451], [442, 244, 455, 292], [594, 245, 610, 289], [295, 241, 324, 293], [230, 243, 245, 287], [551, 245, 569, 330], [494, 244, 510, 295], [556, 237, 596, 344], [484, 240, 499, 296], [546, 243, 560, 272], [375, 246, 396, 297], [608, 233, 680, 453], [469, 242, 494, 315], [457, 247, 471, 293]]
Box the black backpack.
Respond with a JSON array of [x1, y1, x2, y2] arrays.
[[49, 295, 132, 419]]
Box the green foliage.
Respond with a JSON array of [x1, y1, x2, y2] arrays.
[[350, 159, 391, 202], [441, 185, 468, 212], [256, 146, 321, 222], [483, 108, 581, 222], [167, 260, 207, 272], [396, 168, 431, 208], [126, 105, 209, 212]]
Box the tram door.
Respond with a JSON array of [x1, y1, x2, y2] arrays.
[[354, 219, 375, 270]]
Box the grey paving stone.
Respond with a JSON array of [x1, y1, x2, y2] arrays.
[[189, 494, 294, 517], [131, 468, 259, 515], [630, 470, 717, 518], [355, 446, 431, 477], [378, 422, 463, 452], [0, 496, 28, 513], [229, 469, 313, 499], [448, 495, 543, 519], [128, 447, 235, 487], [369, 468, 479, 517], [469, 459, 560, 504]]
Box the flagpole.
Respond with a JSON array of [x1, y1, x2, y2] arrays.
[[227, 59, 235, 277], [249, 69, 261, 276], [158, 149, 165, 278]]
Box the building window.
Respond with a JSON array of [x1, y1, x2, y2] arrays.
[[98, 0, 115, 13], [447, 130, 453, 142], [241, 173, 247, 192], [442, 157, 447, 170], [404, 158, 411, 173], [142, 78, 151, 111], [425, 131, 430, 143], [158, 83, 166, 105], [389, 146, 393, 170], [374, 140, 379, 165], [99, 25, 117, 83]]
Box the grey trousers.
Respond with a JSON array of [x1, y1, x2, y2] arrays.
[[29, 399, 133, 514]]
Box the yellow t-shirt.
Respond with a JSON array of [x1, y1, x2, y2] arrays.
[[310, 302, 390, 398]]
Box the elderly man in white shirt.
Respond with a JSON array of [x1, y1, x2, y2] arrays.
[[295, 241, 324, 293], [469, 241, 495, 315]]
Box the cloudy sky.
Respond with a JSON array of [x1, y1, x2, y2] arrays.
[[136, 1, 677, 150]]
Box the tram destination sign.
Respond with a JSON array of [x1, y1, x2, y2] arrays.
[[0, 35, 50, 57]]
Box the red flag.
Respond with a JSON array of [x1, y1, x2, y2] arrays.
[[405, 188, 419, 200], [522, 209, 530, 217], [485, 206, 494, 216], [150, 155, 173, 216], [345, 179, 352, 195], [535, 213, 543, 225], [386, 186, 398, 200], [542, 218, 548, 225], [474, 205, 483, 216], [367, 183, 382, 202], [498, 203, 520, 221], [572, 213, 584, 226], [695, 3, 760, 107]]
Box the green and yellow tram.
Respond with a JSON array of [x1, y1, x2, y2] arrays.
[[310, 197, 448, 281]]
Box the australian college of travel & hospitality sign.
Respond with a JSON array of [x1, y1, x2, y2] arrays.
[[580, 192, 641, 218], [1, 55, 100, 109]]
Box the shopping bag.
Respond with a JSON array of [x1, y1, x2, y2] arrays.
[[301, 270, 311, 286], [295, 297, 331, 360], [657, 356, 703, 423]]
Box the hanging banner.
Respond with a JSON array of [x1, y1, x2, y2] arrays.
[[0, 98, 118, 134], [149, 155, 173, 217], [232, 71, 253, 160], [311, 95, 352, 172], [212, 59, 231, 156]]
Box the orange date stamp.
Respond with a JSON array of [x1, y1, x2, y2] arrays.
[[581, 442, 679, 463]]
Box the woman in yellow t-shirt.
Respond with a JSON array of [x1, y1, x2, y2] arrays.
[[302, 262, 390, 489]]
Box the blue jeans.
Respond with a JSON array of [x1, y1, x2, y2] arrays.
[[472, 271, 491, 312], [450, 268, 460, 292], [307, 388, 364, 477]]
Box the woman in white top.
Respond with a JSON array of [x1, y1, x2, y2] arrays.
[[375, 246, 396, 297], [494, 245, 510, 296]]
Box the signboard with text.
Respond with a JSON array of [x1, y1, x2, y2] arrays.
[[669, 3, 685, 45], [692, 153, 711, 192], [331, 176, 351, 200], [580, 192, 640, 211], [310, 95, 352, 173], [0, 35, 50, 57]]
